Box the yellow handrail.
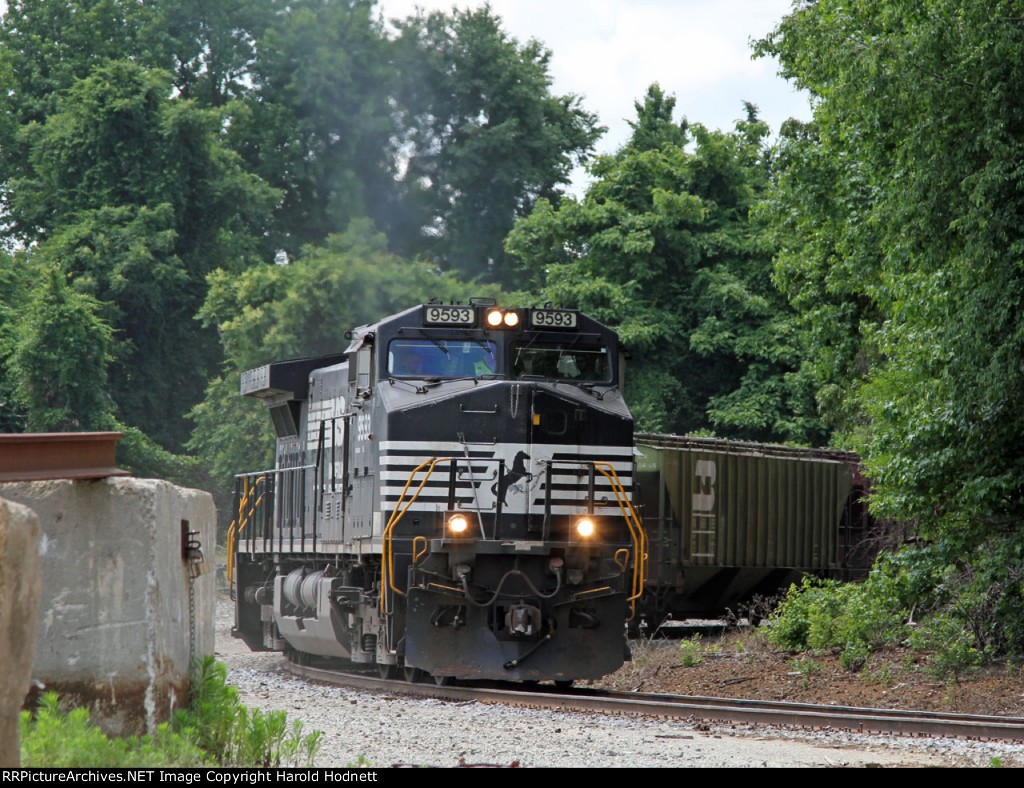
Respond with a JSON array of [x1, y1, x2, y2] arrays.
[[380, 458, 456, 614], [412, 536, 429, 564], [593, 461, 648, 619], [227, 475, 267, 585]]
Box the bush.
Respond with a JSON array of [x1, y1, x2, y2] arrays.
[[172, 657, 321, 767], [909, 613, 984, 679], [20, 694, 208, 768], [767, 544, 1024, 673], [20, 657, 321, 768], [767, 557, 911, 665]]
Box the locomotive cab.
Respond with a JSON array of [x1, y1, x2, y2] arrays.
[[231, 301, 644, 683]]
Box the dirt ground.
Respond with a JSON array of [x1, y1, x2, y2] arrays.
[[591, 624, 1024, 718]]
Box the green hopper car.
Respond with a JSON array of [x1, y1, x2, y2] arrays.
[[634, 433, 875, 628]]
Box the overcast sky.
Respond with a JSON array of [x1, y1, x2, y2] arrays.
[[376, 0, 810, 186]]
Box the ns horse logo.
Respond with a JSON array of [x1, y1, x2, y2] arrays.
[[491, 451, 534, 507]]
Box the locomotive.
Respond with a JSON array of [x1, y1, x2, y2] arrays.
[[230, 300, 644, 683]]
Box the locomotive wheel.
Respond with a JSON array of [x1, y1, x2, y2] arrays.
[[378, 663, 399, 680], [433, 674, 453, 686], [403, 666, 423, 683]]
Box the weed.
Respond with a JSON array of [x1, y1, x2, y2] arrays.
[[725, 594, 781, 629], [909, 614, 982, 679], [768, 571, 907, 655], [861, 662, 893, 688], [942, 679, 960, 711], [840, 641, 871, 671], [678, 634, 704, 667], [790, 657, 823, 688], [173, 656, 322, 767], [20, 694, 208, 767], [20, 657, 322, 768]]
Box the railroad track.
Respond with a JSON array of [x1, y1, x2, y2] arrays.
[[284, 659, 1024, 742]]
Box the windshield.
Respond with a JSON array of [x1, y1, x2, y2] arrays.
[[512, 344, 610, 382], [388, 339, 497, 377]]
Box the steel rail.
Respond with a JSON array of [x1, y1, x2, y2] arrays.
[[284, 659, 1024, 742], [0, 432, 129, 482]]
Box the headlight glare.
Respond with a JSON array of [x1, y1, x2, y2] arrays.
[[448, 514, 469, 534]]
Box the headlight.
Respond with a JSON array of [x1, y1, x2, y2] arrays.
[[448, 514, 469, 534], [484, 308, 521, 329], [575, 518, 595, 538]]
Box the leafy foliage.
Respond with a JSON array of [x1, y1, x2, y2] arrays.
[[767, 570, 908, 665], [0, 1, 598, 456], [909, 613, 984, 680], [678, 634, 704, 667], [766, 546, 1020, 673], [230, 0, 392, 254], [20, 693, 207, 768], [20, 659, 321, 768], [508, 85, 823, 442], [172, 657, 320, 768], [7, 60, 277, 448], [3, 268, 114, 432], [756, 0, 1024, 655], [386, 5, 604, 283]]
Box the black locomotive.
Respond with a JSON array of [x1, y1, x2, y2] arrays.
[[231, 301, 644, 683]]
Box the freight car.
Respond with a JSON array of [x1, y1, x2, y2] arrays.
[[230, 301, 644, 683], [632, 433, 872, 630]]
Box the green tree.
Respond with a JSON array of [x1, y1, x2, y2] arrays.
[[11, 62, 277, 448], [756, 0, 1024, 651], [228, 0, 393, 255], [153, 0, 273, 108], [0, 0, 271, 216], [0, 250, 30, 430], [508, 86, 821, 442], [0, 0, 270, 116], [4, 268, 114, 432], [385, 5, 603, 283], [754, 117, 880, 445]]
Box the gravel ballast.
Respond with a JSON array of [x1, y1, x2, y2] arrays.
[[216, 595, 1024, 767]]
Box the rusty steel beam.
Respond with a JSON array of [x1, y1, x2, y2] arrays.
[[0, 432, 130, 482]]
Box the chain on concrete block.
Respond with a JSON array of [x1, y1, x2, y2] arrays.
[[188, 571, 197, 677], [181, 519, 209, 687]]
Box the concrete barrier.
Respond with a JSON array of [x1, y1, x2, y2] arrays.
[[0, 498, 41, 767], [0, 478, 216, 737]]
